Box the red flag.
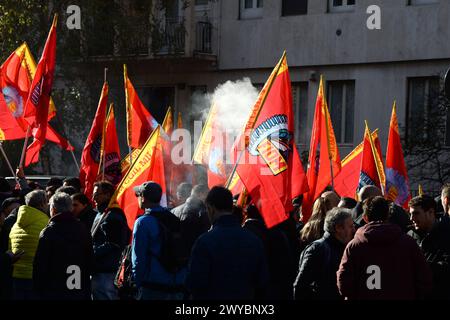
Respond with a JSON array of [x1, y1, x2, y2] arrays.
[[386, 102, 411, 208], [0, 42, 57, 139], [109, 127, 166, 231], [358, 123, 385, 192], [98, 104, 122, 186], [235, 53, 309, 228], [79, 82, 108, 198], [45, 125, 74, 151], [23, 15, 57, 166], [124, 64, 159, 149], [334, 129, 380, 199], [302, 76, 341, 222]]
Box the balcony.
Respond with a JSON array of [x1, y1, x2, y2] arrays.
[[195, 21, 212, 54]]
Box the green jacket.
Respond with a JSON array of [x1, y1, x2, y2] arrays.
[[9, 205, 49, 279]]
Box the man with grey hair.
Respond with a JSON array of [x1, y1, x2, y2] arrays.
[[33, 193, 93, 300], [9, 190, 49, 299], [293, 207, 355, 300]]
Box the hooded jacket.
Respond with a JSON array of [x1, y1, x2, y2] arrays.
[[9, 205, 49, 279], [337, 221, 432, 300]]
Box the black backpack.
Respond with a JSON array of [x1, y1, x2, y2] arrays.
[[151, 209, 190, 274], [114, 244, 136, 300]]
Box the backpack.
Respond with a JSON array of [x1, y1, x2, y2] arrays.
[[151, 209, 190, 274], [114, 244, 136, 300]]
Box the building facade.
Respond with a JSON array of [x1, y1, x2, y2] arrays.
[[81, 0, 450, 192]]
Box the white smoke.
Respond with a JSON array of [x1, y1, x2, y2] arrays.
[[211, 77, 259, 134]]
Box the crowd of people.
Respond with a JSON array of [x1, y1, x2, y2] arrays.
[[0, 168, 450, 300]]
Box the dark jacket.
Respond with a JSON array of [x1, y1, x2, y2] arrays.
[[91, 204, 130, 273], [243, 218, 294, 299], [78, 205, 97, 232], [0, 208, 19, 253], [186, 214, 269, 300], [337, 222, 432, 300], [408, 214, 450, 299], [0, 252, 13, 300], [33, 211, 94, 300], [294, 232, 346, 300], [174, 197, 210, 255]]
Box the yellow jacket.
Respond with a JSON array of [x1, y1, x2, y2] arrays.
[[9, 205, 49, 279]]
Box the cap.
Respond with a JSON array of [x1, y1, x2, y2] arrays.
[[133, 181, 162, 202]]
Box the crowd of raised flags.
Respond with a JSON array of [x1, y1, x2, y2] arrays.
[[0, 15, 413, 231]]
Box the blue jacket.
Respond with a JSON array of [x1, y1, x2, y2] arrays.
[[131, 206, 186, 289], [186, 214, 269, 300]]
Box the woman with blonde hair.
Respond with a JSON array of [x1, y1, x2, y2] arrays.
[[299, 197, 328, 253]]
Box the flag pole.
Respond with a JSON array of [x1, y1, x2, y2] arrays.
[[0, 141, 19, 185], [69, 145, 80, 173], [320, 76, 336, 191], [19, 126, 31, 168], [123, 64, 133, 166]]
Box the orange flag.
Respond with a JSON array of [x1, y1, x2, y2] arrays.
[[24, 15, 58, 166], [162, 106, 174, 136], [79, 82, 109, 198], [357, 122, 385, 193], [109, 126, 166, 231], [124, 64, 158, 149], [234, 53, 309, 228], [302, 76, 341, 222], [98, 104, 122, 186], [334, 129, 380, 199], [386, 102, 410, 208], [193, 103, 228, 188]]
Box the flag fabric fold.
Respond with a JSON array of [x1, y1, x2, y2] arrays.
[[79, 82, 109, 198], [385, 102, 410, 208], [23, 15, 58, 167], [357, 123, 385, 193], [124, 64, 159, 149], [334, 129, 380, 199], [193, 103, 228, 188], [302, 76, 341, 222], [109, 126, 166, 231], [98, 104, 122, 186]]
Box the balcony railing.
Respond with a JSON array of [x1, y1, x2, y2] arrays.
[[195, 21, 212, 54], [152, 17, 186, 55]]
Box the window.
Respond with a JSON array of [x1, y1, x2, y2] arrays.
[[240, 0, 263, 19], [409, 0, 439, 5], [406, 77, 441, 145], [329, 0, 355, 13], [327, 81, 355, 144], [282, 0, 307, 16], [292, 82, 309, 144], [136, 86, 175, 123]]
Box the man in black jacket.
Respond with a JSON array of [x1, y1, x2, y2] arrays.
[[33, 192, 93, 300], [294, 207, 355, 300], [186, 187, 269, 299], [408, 195, 450, 299], [91, 181, 130, 300]]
